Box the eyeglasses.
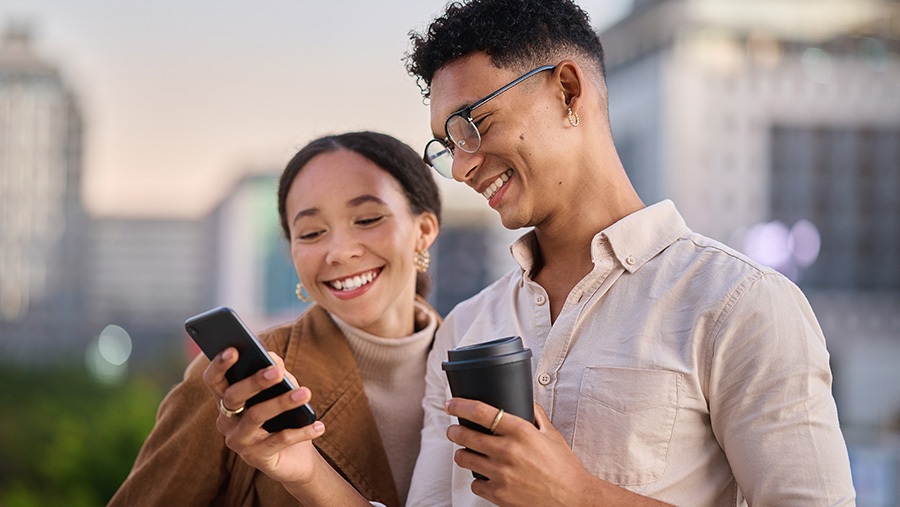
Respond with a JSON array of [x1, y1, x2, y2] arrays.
[[424, 65, 556, 178]]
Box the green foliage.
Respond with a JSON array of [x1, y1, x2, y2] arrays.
[[0, 365, 166, 506]]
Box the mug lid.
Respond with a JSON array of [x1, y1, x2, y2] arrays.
[[446, 336, 523, 362], [441, 336, 532, 371]]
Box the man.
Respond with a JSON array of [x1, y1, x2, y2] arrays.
[[404, 0, 856, 505]]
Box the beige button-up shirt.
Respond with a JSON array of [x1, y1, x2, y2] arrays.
[[407, 200, 855, 506]]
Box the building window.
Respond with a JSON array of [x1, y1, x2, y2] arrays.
[[770, 126, 900, 289]]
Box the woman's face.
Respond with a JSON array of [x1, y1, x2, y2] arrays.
[[284, 149, 438, 338]]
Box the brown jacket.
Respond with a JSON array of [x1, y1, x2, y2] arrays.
[[110, 303, 428, 507]]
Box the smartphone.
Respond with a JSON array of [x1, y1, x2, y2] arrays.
[[184, 306, 316, 432]]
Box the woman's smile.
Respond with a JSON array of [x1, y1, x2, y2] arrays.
[[325, 267, 383, 298]]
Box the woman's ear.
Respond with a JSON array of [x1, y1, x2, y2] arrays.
[[416, 211, 440, 252], [553, 59, 584, 112]]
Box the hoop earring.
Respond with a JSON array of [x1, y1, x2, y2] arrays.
[[295, 282, 313, 303], [414, 250, 431, 273], [567, 107, 580, 127]]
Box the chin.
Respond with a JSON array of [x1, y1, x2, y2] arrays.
[[498, 211, 530, 230], [333, 304, 379, 327]]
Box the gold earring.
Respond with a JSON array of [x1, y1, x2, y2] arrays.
[[567, 107, 580, 127], [295, 282, 313, 303], [414, 249, 431, 273]]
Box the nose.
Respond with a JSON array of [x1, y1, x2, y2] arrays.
[[324, 227, 364, 265], [451, 148, 482, 184]]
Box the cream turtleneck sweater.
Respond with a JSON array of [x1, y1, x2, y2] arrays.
[[329, 301, 437, 506]]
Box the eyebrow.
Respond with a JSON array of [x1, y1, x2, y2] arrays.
[[452, 101, 476, 115], [291, 194, 388, 226], [292, 207, 319, 225], [347, 194, 387, 208]]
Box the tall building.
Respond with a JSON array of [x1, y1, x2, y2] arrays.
[[0, 23, 87, 362], [600, 0, 900, 501], [84, 217, 214, 368], [207, 173, 309, 331]]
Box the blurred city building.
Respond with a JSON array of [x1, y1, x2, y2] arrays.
[[0, 23, 88, 363], [207, 173, 309, 332], [601, 0, 900, 503], [84, 217, 214, 368]]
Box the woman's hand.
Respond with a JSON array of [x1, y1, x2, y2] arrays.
[[202, 347, 326, 486], [202, 349, 374, 506]]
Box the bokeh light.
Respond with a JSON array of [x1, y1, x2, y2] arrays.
[[743, 221, 792, 268], [788, 219, 821, 268], [85, 324, 133, 384], [802, 47, 835, 84], [738, 219, 822, 283], [98, 324, 133, 365], [859, 37, 889, 72]]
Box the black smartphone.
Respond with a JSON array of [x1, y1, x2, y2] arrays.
[[184, 306, 316, 432]]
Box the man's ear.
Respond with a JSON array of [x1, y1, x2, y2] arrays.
[[553, 60, 585, 112]]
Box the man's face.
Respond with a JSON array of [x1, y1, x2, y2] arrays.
[[429, 52, 569, 230]]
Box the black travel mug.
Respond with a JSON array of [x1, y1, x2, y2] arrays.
[[442, 336, 534, 479]]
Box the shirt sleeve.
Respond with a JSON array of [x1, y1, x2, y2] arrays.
[[108, 354, 231, 506], [404, 322, 457, 506], [707, 273, 856, 505]]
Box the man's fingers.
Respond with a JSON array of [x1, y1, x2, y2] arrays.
[[534, 402, 550, 429], [533, 402, 568, 445], [445, 398, 507, 433], [454, 446, 495, 479]]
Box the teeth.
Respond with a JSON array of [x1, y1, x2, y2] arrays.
[[482, 170, 512, 200], [329, 270, 378, 291]]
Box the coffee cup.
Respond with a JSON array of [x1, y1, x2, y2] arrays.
[[442, 336, 534, 478]]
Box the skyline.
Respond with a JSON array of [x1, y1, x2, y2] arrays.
[[0, 0, 633, 219]]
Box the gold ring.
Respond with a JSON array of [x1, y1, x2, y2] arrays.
[[489, 408, 504, 434], [219, 398, 245, 418]]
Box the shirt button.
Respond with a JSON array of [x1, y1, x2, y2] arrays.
[[535, 294, 546, 305], [538, 373, 551, 385], [626, 256, 636, 266]]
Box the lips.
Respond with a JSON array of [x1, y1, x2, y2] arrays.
[[481, 169, 512, 200], [326, 268, 381, 291]]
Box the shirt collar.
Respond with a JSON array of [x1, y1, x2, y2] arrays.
[[600, 200, 690, 273], [510, 200, 690, 275]]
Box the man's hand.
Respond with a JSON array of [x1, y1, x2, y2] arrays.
[[444, 398, 672, 507]]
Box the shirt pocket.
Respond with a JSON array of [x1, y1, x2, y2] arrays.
[[572, 366, 682, 486]]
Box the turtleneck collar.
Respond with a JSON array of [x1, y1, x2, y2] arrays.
[[329, 300, 437, 384]]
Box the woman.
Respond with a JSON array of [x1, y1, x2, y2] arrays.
[[110, 131, 441, 507]]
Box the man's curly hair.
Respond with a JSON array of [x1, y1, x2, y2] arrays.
[[405, 0, 606, 98]]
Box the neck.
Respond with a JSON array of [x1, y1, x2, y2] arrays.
[[357, 286, 418, 339], [534, 138, 644, 270], [530, 140, 642, 323]]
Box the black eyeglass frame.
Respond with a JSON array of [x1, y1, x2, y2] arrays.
[[424, 65, 557, 175]]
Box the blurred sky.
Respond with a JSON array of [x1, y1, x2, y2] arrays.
[[0, 0, 633, 218]]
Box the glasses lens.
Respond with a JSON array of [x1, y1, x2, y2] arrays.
[[425, 139, 454, 179], [446, 114, 481, 154]]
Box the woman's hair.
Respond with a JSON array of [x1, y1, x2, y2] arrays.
[[277, 131, 442, 297], [405, 0, 606, 99]]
